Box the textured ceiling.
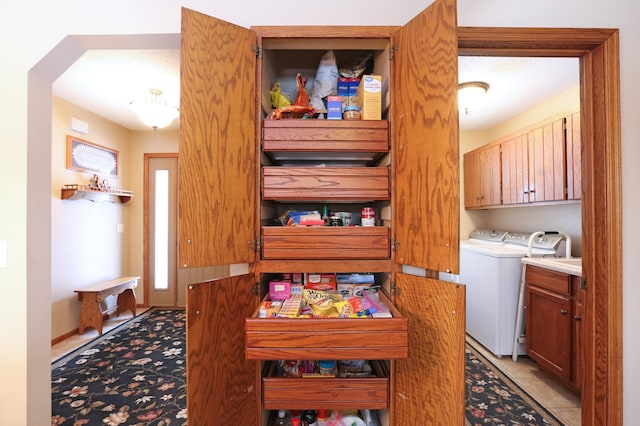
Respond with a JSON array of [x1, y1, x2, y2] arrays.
[[52, 50, 579, 132]]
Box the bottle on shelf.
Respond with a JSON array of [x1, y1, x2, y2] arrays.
[[291, 417, 301, 426], [301, 409, 318, 426], [316, 409, 328, 426], [274, 409, 291, 426]]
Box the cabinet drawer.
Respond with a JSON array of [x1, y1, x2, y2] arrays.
[[245, 293, 407, 360], [525, 265, 571, 295], [262, 226, 390, 260], [262, 361, 389, 410], [262, 167, 389, 201], [263, 120, 389, 154]]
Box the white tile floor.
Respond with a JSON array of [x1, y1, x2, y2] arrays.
[[467, 335, 582, 426]]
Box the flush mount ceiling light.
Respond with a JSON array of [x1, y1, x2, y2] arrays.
[[130, 88, 179, 130], [458, 81, 490, 115]]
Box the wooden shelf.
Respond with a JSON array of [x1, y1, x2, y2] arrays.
[[61, 184, 133, 204]]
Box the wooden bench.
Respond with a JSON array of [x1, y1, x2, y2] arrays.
[[74, 276, 140, 335]]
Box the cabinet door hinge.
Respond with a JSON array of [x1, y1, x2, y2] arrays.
[[390, 280, 399, 295], [253, 45, 262, 58], [249, 237, 261, 252], [390, 45, 399, 61], [390, 237, 400, 252], [251, 282, 261, 296]]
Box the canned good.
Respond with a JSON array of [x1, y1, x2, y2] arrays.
[[329, 216, 342, 226], [361, 207, 375, 227]]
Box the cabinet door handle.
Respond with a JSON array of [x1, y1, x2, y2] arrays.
[[574, 315, 582, 321], [560, 309, 568, 315]]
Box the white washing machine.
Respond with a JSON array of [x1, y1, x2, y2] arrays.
[[459, 230, 562, 357]]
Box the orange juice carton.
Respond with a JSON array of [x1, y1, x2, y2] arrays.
[[356, 75, 382, 120]]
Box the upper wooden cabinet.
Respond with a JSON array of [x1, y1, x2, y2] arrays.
[[527, 117, 566, 203], [501, 133, 529, 205], [464, 110, 580, 209], [464, 144, 501, 208]]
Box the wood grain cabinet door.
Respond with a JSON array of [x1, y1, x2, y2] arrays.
[[179, 8, 257, 270], [392, 0, 464, 424], [392, 0, 459, 275], [528, 117, 566, 202], [181, 8, 259, 426]]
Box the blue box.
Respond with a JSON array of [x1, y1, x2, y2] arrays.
[[327, 96, 342, 120]]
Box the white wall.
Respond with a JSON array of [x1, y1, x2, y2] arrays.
[[2, 0, 639, 424], [51, 97, 133, 338], [49, 98, 180, 339]]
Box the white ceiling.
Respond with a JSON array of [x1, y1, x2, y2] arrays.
[[53, 49, 181, 131], [52, 50, 579, 132]]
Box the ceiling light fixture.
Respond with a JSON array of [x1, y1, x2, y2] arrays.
[[130, 88, 179, 130], [458, 81, 490, 115]]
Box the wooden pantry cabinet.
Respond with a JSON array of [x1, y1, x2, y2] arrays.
[[179, 1, 463, 424]]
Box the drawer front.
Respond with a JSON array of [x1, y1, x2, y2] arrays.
[[262, 167, 390, 201], [263, 120, 389, 153], [262, 361, 389, 410], [525, 265, 571, 295], [246, 294, 408, 360], [262, 226, 390, 260]]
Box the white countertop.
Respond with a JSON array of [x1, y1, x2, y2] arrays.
[[521, 257, 582, 276]]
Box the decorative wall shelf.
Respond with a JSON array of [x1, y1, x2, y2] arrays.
[[61, 184, 133, 204]]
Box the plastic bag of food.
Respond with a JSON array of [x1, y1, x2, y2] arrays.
[[309, 50, 339, 113], [339, 53, 374, 79], [303, 289, 342, 317]]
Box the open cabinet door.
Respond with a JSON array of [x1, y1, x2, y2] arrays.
[[392, 0, 465, 424], [179, 8, 257, 270], [394, 274, 465, 424], [187, 275, 258, 425], [392, 0, 459, 274]]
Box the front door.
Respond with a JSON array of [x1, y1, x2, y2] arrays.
[[146, 154, 178, 306]]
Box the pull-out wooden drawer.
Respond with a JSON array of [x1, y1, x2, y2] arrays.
[[262, 361, 389, 410], [245, 293, 407, 360], [262, 166, 389, 201], [263, 120, 389, 156], [262, 226, 390, 260]]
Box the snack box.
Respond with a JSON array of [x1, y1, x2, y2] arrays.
[[277, 295, 303, 318], [356, 75, 382, 120], [269, 279, 291, 300], [288, 210, 320, 225], [327, 96, 342, 120], [337, 283, 373, 297], [304, 273, 337, 290], [336, 273, 375, 284], [290, 284, 304, 296], [258, 300, 282, 318]]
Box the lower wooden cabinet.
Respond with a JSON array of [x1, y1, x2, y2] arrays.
[[524, 265, 582, 391]]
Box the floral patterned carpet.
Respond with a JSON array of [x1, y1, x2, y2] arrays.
[[52, 308, 562, 426], [51, 309, 187, 426], [465, 345, 564, 426]]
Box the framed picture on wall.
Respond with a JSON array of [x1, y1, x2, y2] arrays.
[[66, 135, 118, 176]]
